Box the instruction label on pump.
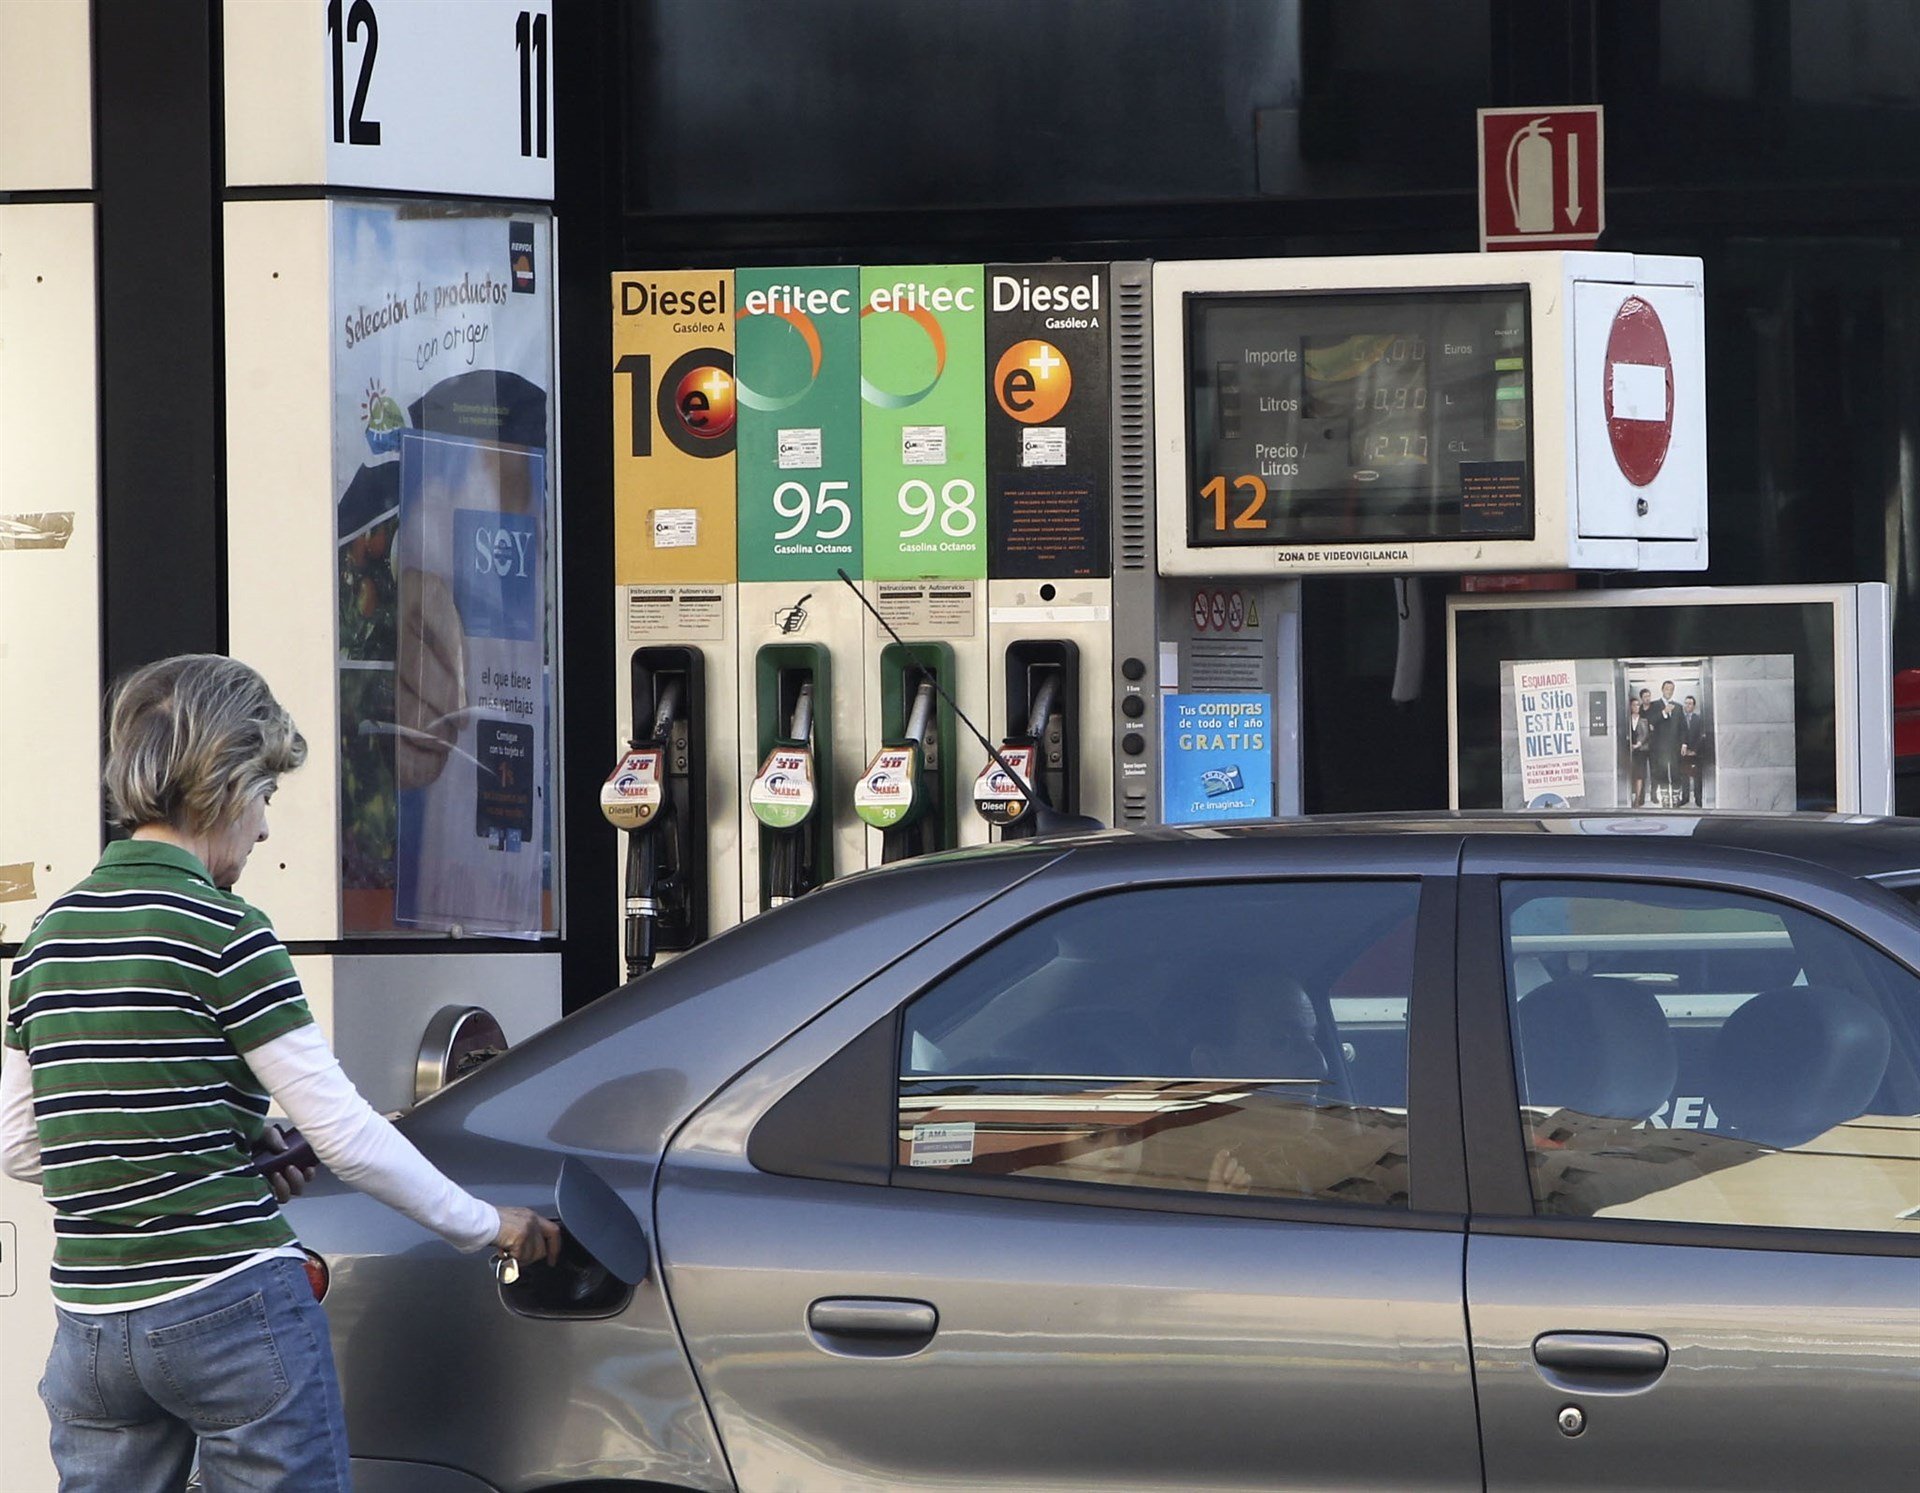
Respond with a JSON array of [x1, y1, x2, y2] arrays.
[[855, 746, 918, 828], [749, 748, 817, 829], [601, 748, 665, 829]]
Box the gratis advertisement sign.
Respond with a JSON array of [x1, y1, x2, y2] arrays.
[[1161, 693, 1273, 824], [735, 267, 862, 580], [984, 263, 1110, 578], [331, 200, 556, 937], [860, 265, 986, 580]]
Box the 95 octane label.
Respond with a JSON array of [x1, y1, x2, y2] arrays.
[[0, 1221, 16, 1297], [909, 1122, 976, 1168]]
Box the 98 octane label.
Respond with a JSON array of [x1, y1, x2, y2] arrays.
[[860, 265, 986, 580]]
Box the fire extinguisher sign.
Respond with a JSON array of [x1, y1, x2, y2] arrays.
[[1477, 105, 1604, 252]]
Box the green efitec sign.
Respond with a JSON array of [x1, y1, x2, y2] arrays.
[[735, 267, 864, 581], [859, 265, 986, 580]]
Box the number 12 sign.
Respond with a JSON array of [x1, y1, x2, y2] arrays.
[[227, 0, 554, 200], [324, 0, 551, 198]]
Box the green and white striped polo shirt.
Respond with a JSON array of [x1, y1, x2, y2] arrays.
[[3, 839, 315, 1310]]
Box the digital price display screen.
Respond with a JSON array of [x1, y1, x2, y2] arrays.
[[1185, 288, 1534, 547]]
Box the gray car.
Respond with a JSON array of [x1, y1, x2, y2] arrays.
[[294, 813, 1920, 1492]]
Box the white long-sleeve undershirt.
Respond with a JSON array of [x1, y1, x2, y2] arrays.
[[243, 1022, 499, 1253], [1, 1022, 499, 1254], [0, 1044, 40, 1184]]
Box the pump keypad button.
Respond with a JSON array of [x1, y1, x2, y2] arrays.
[[1121, 695, 1145, 719], [1122, 732, 1146, 756], [1121, 657, 1147, 682]]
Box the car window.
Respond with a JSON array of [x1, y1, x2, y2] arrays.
[[1504, 879, 1920, 1233], [898, 880, 1420, 1208]]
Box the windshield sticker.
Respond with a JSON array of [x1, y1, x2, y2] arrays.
[[909, 1122, 976, 1168]]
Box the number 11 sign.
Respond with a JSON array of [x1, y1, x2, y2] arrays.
[[226, 0, 554, 201]]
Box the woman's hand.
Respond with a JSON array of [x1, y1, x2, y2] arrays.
[[257, 1123, 319, 1204], [493, 1206, 563, 1268]]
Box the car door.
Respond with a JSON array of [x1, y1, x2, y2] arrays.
[[1460, 836, 1920, 1491], [656, 839, 1481, 1492]]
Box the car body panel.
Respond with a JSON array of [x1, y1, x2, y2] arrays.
[[294, 814, 1920, 1490], [658, 843, 1479, 1491], [295, 850, 1060, 1491], [1457, 828, 1920, 1490]]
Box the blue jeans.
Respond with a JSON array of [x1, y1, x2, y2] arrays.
[[39, 1255, 351, 1493]]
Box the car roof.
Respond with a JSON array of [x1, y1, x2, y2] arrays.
[[925, 812, 1920, 886]]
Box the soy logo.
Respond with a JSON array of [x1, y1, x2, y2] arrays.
[[453, 509, 539, 641]]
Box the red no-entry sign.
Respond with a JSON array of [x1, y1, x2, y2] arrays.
[[1478, 105, 1604, 251]]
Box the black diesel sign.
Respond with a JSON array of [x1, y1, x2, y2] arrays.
[[984, 264, 1111, 579]]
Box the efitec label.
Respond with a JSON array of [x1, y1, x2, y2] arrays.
[[860, 265, 986, 580], [737, 267, 863, 581]]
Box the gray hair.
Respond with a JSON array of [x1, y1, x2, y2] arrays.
[[104, 655, 307, 832]]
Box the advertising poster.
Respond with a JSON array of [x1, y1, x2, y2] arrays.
[[860, 264, 986, 580], [1512, 661, 1584, 802], [984, 263, 1110, 579], [1497, 655, 1792, 811], [611, 271, 736, 585], [735, 267, 862, 581], [332, 200, 556, 936], [1161, 693, 1273, 824]]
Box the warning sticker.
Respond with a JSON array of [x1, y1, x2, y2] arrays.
[[908, 1122, 976, 1168], [653, 508, 699, 548]]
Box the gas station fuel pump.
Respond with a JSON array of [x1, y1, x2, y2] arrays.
[[856, 643, 957, 861], [974, 641, 1079, 834], [747, 647, 833, 908], [600, 648, 707, 979]]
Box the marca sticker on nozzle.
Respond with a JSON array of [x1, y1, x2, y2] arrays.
[[909, 1122, 976, 1167]]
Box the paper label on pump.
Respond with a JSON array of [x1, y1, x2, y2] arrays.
[[750, 748, 817, 828], [600, 748, 664, 829], [973, 744, 1036, 826], [855, 746, 918, 828], [902, 426, 947, 465]]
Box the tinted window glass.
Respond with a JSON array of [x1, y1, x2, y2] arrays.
[[898, 881, 1419, 1207], [1504, 880, 1920, 1233]]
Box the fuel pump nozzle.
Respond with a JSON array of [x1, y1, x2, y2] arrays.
[[903, 678, 935, 747], [1024, 672, 1061, 744], [600, 679, 686, 981], [855, 674, 937, 859], [750, 682, 820, 906], [974, 668, 1063, 832], [836, 570, 1104, 840]]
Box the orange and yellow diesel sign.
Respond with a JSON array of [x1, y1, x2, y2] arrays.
[[611, 271, 737, 584]]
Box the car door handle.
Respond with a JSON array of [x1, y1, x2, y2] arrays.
[[807, 1297, 938, 1347], [1533, 1331, 1669, 1384]]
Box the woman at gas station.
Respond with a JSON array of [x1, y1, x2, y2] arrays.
[[0, 654, 560, 1492]]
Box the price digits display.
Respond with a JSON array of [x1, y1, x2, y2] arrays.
[[1185, 288, 1533, 546]]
